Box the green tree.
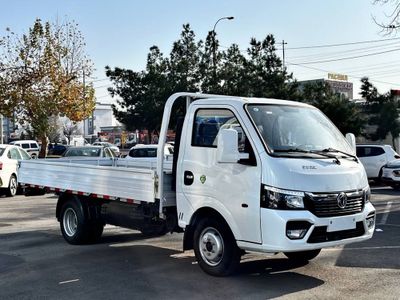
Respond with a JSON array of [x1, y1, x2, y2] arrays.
[[107, 46, 171, 141], [301, 82, 365, 135], [169, 24, 201, 93], [0, 19, 95, 157], [219, 44, 250, 96], [246, 35, 298, 99], [360, 77, 400, 148]]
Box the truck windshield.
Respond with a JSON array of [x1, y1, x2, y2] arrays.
[[246, 104, 353, 156]]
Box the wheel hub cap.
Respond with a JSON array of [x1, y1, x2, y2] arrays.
[[63, 208, 78, 237], [199, 227, 224, 266]]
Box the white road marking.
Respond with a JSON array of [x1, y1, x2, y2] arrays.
[[379, 201, 393, 225], [59, 279, 80, 285], [375, 228, 383, 232]]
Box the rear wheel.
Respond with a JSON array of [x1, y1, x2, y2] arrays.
[[60, 199, 103, 244], [6, 175, 17, 197], [193, 217, 241, 276], [284, 249, 321, 262]]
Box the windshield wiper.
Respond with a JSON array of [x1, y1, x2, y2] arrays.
[[319, 148, 358, 163], [273, 148, 341, 164]]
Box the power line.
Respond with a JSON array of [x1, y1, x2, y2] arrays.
[[88, 77, 109, 83], [289, 47, 400, 65], [288, 62, 400, 87], [282, 37, 400, 50], [287, 41, 400, 61]]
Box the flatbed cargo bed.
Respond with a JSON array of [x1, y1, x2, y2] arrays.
[[18, 158, 164, 203]]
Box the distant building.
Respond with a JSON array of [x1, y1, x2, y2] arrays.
[[298, 74, 353, 100], [92, 102, 121, 135], [391, 89, 400, 101], [1, 115, 16, 143]]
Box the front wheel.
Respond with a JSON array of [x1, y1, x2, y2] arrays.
[[284, 249, 321, 262], [193, 217, 241, 276], [6, 175, 17, 197]]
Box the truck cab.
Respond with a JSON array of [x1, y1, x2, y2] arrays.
[[157, 94, 375, 276]]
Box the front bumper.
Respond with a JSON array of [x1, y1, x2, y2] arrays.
[[381, 167, 400, 184], [237, 202, 375, 253]]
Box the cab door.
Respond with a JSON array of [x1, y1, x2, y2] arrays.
[[178, 105, 262, 243]]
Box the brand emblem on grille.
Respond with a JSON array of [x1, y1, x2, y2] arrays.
[[337, 192, 347, 209]]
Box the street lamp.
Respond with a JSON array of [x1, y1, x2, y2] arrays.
[[212, 16, 234, 86]]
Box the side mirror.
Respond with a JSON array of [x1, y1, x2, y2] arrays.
[[345, 133, 356, 154], [217, 129, 249, 163]]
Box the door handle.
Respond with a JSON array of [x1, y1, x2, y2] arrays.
[[184, 171, 194, 186]]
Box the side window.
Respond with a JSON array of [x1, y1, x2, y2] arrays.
[[19, 149, 31, 160], [21, 143, 29, 149], [356, 147, 365, 157], [10, 148, 22, 160], [192, 109, 246, 151], [146, 148, 157, 157], [30, 143, 38, 149], [370, 147, 385, 156]]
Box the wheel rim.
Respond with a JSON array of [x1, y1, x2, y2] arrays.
[[9, 177, 17, 196], [63, 208, 78, 237], [199, 227, 224, 266]]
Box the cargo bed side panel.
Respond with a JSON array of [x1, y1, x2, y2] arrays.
[[19, 160, 156, 203]]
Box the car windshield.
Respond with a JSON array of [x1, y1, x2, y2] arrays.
[[246, 104, 353, 155]]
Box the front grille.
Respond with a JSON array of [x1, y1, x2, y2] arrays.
[[305, 190, 364, 218], [307, 221, 365, 243]]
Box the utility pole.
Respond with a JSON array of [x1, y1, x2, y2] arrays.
[[0, 114, 3, 144], [281, 40, 287, 69]]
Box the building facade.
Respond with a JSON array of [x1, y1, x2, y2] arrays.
[[298, 77, 353, 100]]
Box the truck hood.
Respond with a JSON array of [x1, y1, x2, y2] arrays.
[[262, 154, 368, 192]]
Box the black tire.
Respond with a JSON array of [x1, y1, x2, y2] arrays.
[[60, 199, 94, 245], [6, 175, 17, 197], [88, 222, 105, 243], [193, 217, 241, 276], [284, 249, 321, 262]]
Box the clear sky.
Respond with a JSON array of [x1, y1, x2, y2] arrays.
[[1, 0, 399, 102]]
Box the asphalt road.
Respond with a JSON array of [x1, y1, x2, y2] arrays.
[[0, 186, 399, 300]]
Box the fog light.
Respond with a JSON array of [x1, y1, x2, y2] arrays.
[[366, 215, 375, 229], [393, 170, 400, 177], [286, 221, 312, 240], [286, 229, 308, 239]]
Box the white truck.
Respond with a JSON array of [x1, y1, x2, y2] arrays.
[[19, 93, 376, 276]]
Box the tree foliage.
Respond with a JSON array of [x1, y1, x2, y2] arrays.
[[0, 19, 95, 156], [300, 82, 365, 135], [108, 24, 299, 134], [106, 24, 370, 138], [360, 77, 400, 147]]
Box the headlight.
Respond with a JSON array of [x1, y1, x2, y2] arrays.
[[363, 186, 371, 203], [261, 185, 305, 209]]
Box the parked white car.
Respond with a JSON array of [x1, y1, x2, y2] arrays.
[[125, 144, 174, 171], [126, 144, 174, 160], [356, 144, 400, 179], [92, 142, 120, 157], [9, 140, 40, 158], [381, 160, 400, 189], [0, 144, 31, 196]]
